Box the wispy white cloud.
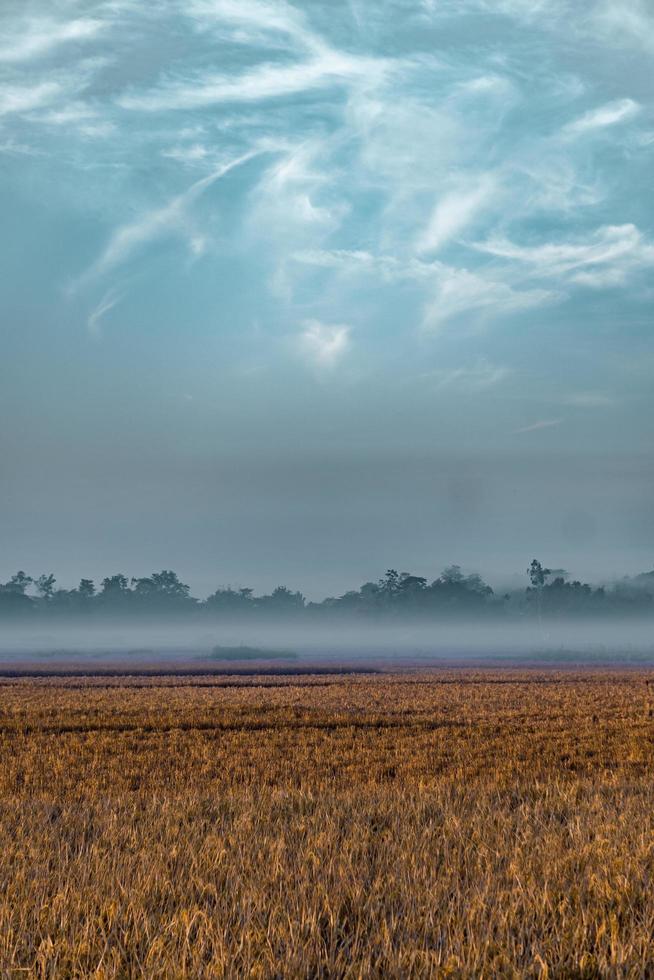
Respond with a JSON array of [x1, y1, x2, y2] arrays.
[[514, 418, 563, 434], [345, 83, 467, 194], [0, 56, 107, 121], [78, 150, 261, 285], [422, 265, 557, 330], [39, 102, 97, 125], [294, 247, 558, 328], [562, 98, 641, 138], [118, 48, 385, 112], [34, 100, 116, 139], [416, 177, 497, 254], [481, 0, 558, 20], [0, 82, 63, 116], [419, 359, 511, 389], [590, 0, 654, 53], [293, 248, 433, 281], [252, 140, 347, 239], [116, 0, 395, 130], [0, 137, 41, 156], [162, 143, 210, 165], [87, 288, 124, 335], [294, 248, 474, 284], [183, 0, 322, 54], [77, 121, 116, 140], [632, 131, 654, 148], [298, 319, 350, 368], [454, 74, 514, 97], [510, 152, 604, 216], [0, 17, 105, 63], [249, 139, 349, 301], [0, 0, 651, 378], [438, 0, 653, 50], [421, 0, 559, 21], [475, 224, 654, 286]]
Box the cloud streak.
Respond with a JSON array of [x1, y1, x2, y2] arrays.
[[419, 360, 511, 389], [0, 82, 63, 116], [514, 418, 563, 434], [416, 178, 497, 254], [294, 247, 559, 328], [183, 0, 322, 54], [474, 225, 654, 286], [87, 289, 124, 336], [563, 99, 641, 138], [0, 17, 105, 63], [117, 50, 385, 112], [78, 150, 261, 286], [422, 267, 557, 330]]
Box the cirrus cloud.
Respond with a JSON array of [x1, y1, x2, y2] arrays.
[[298, 319, 351, 368]]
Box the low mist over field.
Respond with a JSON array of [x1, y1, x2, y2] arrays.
[[1, 620, 654, 668], [1, 561, 654, 665]]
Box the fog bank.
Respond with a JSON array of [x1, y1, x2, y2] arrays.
[[1, 618, 653, 668]]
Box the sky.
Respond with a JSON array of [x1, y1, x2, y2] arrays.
[[0, 0, 653, 598]]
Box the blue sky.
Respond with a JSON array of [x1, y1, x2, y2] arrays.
[[1, 0, 653, 594]]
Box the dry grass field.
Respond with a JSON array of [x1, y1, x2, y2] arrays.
[[0, 667, 653, 977]]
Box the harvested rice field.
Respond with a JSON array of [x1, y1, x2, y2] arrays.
[[0, 668, 653, 977]]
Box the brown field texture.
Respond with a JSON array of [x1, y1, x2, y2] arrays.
[[0, 668, 653, 978]]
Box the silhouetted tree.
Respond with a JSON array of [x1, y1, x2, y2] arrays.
[[101, 574, 129, 595], [540, 577, 607, 616], [379, 569, 400, 604], [396, 573, 428, 611], [205, 587, 254, 616], [441, 565, 465, 586], [99, 574, 131, 612], [258, 586, 305, 615], [527, 559, 551, 624], [130, 570, 191, 607], [3, 571, 33, 595], [132, 570, 190, 600], [427, 565, 493, 615], [399, 573, 428, 593], [528, 560, 551, 590], [35, 574, 56, 600], [78, 579, 96, 599], [0, 571, 34, 616]]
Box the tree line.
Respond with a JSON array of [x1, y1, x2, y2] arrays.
[[0, 561, 652, 620]]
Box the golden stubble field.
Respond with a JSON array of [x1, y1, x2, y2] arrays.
[[0, 667, 653, 978]]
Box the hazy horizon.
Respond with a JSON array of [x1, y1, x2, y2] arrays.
[[1, 448, 652, 600]]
